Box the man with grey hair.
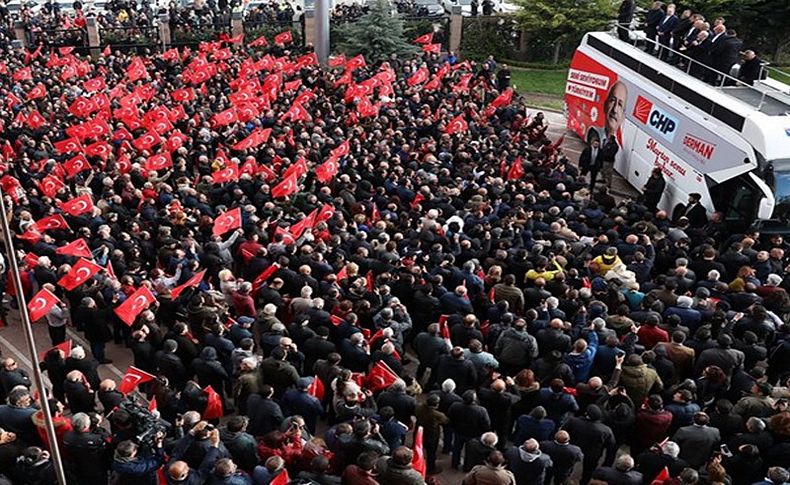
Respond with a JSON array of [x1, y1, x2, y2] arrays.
[[593, 453, 642, 484], [76, 296, 113, 365], [728, 416, 773, 453], [66, 346, 101, 390], [635, 440, 689, 481], [540, 430, 583, 485], [504, 438, 553, 485], [463, 431, 498, 472], [63, 412, 110, 485]]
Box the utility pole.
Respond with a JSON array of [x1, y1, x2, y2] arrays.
[[315, 0, 330, 65], [0, 195, 67, 485]]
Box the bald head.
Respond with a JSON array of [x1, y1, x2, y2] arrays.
[[491, 379, 506, 392], [555, 430, 570, 444], [169, 461, 189, 481]]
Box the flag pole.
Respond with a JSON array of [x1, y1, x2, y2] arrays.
[[0, 195, 68, 485]]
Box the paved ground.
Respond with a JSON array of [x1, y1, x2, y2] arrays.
[[0, 108, 636, 482]]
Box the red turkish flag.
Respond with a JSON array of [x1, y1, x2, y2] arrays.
[[366, 361, 398, 393], [60, 194, 94, 217], [83, 77, 107, 92], [213, 207, 242, 237], [114, 286, 156, 326], [57, 258, 102, 291], [252, 263, 280, 291], [330, 315, 345, 327], [63, 154, 91, 179], [366, 270, 376, 292], [84, 141, 112, 160], [68, 97, 95, 118], [54, 137, 83, 155], [274, 30, 293, 44], [282, 157, 308, 180], [17, 230, 43, 244], [422, 43, 441, 54], [203, 385, 224, 419], [282, 102, 311, 123], [37, 175, 65, 199], [133, 131, 162, 152], [328, 54, 346, 68], [336, 265, 348, 281], [28, 288, 61, 322], [331, 139, 350, 158], [56, 238, 93, 259], [289, 210, 317, 239], [445, 114, 468, 135], [211, 108, 238, 127], [145, 152, 173, 172], [408, 67, 430, 87], [117, 366, 156, 395], [212, 164, 239, 184], [270, 469, 289, 485], [13, 67, 32, 81], [414, 32, 434, 44], [315, 157, 339, 184], [316, 203, 335, 223], [507, 157, 525, 180], [171, 88, 194, 103], [413, 426, 427, 478], [162, 48, 180, 61], [26, 83, 47, 101], [346, 54, 366, 71], [491, 87, 514, 108], [249, 35, 268, 47], [148, 396, 158, 413], [271, 173, 299, 199], [233, 127, 271, 151], [39, 339, 72, 362], [170, 269, 207, 299], [651, 467, 670, 485], [32, 214, 70, 233], [307, 376, 325, 400], [453, 73, 473, 94]]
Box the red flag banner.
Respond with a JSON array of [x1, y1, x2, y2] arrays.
[[413, 426, 427, 478], [55, 238, 93, 259], [212, 207, 242, 237], [445, 114, 468, 135], [59, 193, 94, 217], [203, 385, 224, 419], [39, 339, 72, 362], [28, 288, 61, 322], [37, 175, 65, 199], [366, 361, 398, 393], [270, 468, 289, 485], [170, 269, 206, 299], [413, 32, 434, 44], [252, 263, 280, 290], [58, 258, 102, 291], [118, 366, 156, 395], [271, 173, 299, 199], [114, 286, 156, 326], [32, 214, 70, 233], [307, 376, 325, 401]]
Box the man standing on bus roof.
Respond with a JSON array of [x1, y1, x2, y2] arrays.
[[617, 0, 636, 42], [603, 81, 627, 148], [656, 3, 679, 60], [644, 1, 666, 54], [684, 193, 708, 228], [738, 50, 762, 86], [643, 167, 666, 212]]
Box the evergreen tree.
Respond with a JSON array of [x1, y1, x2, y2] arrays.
[[336, 0, 419, 63]]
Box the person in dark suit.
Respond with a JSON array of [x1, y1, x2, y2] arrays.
[[713, 30, 744, 83], [688, 30, 713, 80], [738, 50, 763, 85], [617, 0, 636, 41], [670, 9, 693, 57], [683, 193, 708, 228], [579, 139, 604, 190], [656, 3, 679, 59], [644, 1, 666, 53], [642, 167, 666, 212]]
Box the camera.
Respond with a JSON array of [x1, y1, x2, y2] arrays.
[[117, 399, 171, 450]]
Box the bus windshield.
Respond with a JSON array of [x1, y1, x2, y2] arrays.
[[768, 159, 790, 219]]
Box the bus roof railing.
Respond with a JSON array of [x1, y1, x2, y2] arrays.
[[609, 25, 790, 114]]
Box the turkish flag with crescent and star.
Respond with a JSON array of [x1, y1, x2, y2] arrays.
[[271, 173, 299, 199], [37, 175, 65, 199], [118, 366, 156, 395], [170, 269, 207, 299], [212, 207, 242, 237], [115, 286, 156, 326], [32, 214, 70, 233], [38, 339, 71, 362], [55, 238, 94, 259], [57, 258, 102, 291], [445, 114, 469, 135], [59, 193, 94, 217], [27, 288, 61, 322]]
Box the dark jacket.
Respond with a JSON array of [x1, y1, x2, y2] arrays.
[[447, 401, 491, 438], [504, 446, 553, 485], [63, 429, 109, 478], [434, 356, 477, 393], [245, 395, 284, 437]]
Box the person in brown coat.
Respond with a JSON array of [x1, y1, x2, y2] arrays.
[[654, 331, 696, 381], [463, 450, 516, 485]]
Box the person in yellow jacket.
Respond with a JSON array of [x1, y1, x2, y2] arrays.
[[592, 247, 623, 275], [525, 256, 564, 282]]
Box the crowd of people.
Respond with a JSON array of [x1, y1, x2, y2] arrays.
[[616, 0, 764, 86], [0, 10, 788, 485]]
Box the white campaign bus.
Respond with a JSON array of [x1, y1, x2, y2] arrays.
[[565, 31, 790, 232]]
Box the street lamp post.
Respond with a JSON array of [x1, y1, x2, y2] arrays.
[[0, 195, 68, 485], [315, 0, 330, 65]]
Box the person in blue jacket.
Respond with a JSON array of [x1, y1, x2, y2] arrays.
[[564, 322, 599, 383]]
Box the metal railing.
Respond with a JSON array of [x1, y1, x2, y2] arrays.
[[611, 25, 790, 112]]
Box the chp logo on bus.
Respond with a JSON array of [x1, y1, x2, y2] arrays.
[[633, 95, 679, 143]]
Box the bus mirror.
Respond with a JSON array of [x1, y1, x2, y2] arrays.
[[758, 197, 774, 220]]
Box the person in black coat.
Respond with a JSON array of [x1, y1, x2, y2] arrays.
[[478, 379, 519, 447], [642, 167, 666, 212], [413, 323, 449, 382], [433, 348, 478, 394], [375, 381, 416, 425], [64, 371, 96, 414], [77, 298, 112, 364], [191, 347, 229, 404], [738, 50, 763, 85], [617, 0, 636, 41], [682, 193, 708, 228], [563, 405, 618, 484], [643, 2, 665, 53], [712, 30, 744, 80], [447, 390, 491, 469], [62, 412, 110, 485], [155, 340, 188, 391], [65, 347, 101, 390], [540, 430, 584, 485], [40, 349, 68, 404], [656, 3, 678, 59], [246, 386, 285, 437], [579, 139, 604, 190], [302, 326, 336, 374]]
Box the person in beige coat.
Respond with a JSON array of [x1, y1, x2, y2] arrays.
[[463, 451, 517, 485]]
